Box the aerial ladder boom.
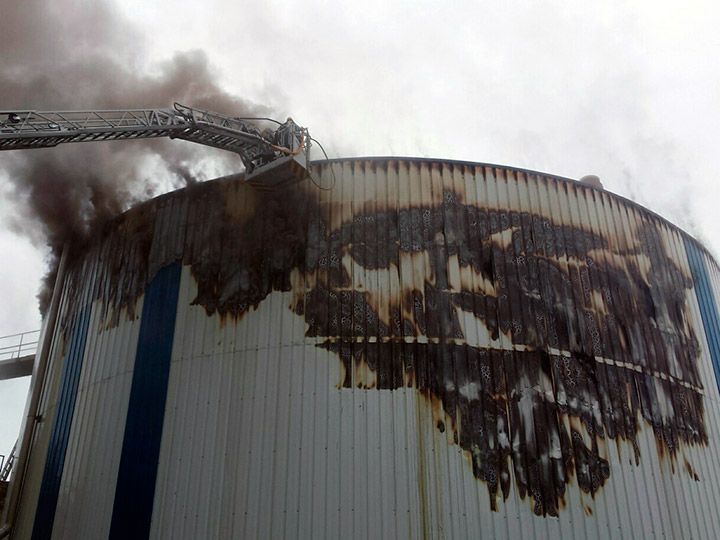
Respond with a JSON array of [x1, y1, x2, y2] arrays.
[[0, 103, 310, 186]]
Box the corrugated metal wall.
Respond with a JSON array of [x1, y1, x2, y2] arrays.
[[13, 158, 720, 539]]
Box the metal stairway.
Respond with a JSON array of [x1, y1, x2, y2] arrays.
[[0, 441, 17, 483]]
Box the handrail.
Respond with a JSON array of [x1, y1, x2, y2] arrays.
[[0, 330, 40, 361]]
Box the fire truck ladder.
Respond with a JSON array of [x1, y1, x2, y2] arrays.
[[0, 104, 306, 179]]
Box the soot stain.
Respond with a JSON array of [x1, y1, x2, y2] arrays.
[[67, 174, 708, 516]]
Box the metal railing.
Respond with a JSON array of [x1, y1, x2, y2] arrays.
[[0, 330, 40, 361], [0, 441, 17, 482]]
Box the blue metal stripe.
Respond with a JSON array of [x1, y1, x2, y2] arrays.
[[32, 303, 92, 540], [684, 238, 720, 395], [688, 242, 720, 386], [109, 263, 182, 539]]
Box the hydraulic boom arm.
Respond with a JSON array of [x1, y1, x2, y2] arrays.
[[0, 103, 310, 185]]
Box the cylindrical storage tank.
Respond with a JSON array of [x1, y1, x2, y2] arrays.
[[9, 158, 720, 539]]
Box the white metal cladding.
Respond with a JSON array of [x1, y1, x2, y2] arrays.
[[11, 247, 145, 539], [11, 279, 74, 539], [49, 302, 143, 539], [13, 157, 720, 539]]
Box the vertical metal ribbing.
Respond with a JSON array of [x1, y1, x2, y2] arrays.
[[31, 303, 92, 540], [684, 239, 720, 395], [109, 263, 181, 539]]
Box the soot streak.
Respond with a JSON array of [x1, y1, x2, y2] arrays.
[[63, 171, 709, 517]]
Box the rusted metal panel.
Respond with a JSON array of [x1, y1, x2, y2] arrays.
[[15, 157, 720, 538]]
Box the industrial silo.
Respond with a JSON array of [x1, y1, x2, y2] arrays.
[[5, 157, 720, 539]]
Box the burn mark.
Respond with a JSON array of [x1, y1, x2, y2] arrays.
[[684, 458, 701, 481], [66, 169, 710, 517], [314, 338, 704, 516], [184, 183, 314, 319]]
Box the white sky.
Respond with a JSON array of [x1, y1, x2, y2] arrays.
[[2, 0, 720, 455]]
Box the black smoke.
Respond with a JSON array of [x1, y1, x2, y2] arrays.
[[0, 0, 274, 311]]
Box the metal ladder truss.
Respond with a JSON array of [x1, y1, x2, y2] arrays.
[[0, 104, 276, 172]]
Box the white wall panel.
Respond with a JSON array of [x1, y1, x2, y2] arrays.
[[15, 157, 720, 539]]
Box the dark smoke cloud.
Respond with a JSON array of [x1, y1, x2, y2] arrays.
[[1, 0, 275, 311]]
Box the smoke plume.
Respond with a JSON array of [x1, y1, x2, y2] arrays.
[[0, 0, 274, 311]]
